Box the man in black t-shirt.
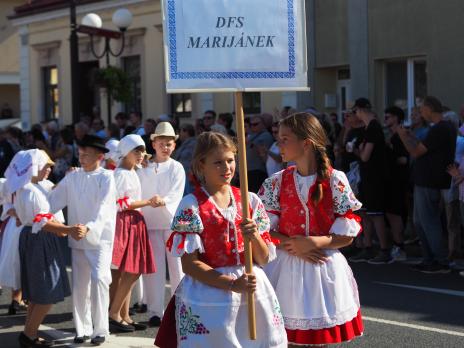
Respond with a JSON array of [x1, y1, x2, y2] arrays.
[[398, 96, 455, 273], [348, 98, 391, 264]]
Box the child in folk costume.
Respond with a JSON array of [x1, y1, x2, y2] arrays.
[[109, 135, 156, 333], [48, 135, 117, 346], [0, 178, 28, 315], [137, 122, 185, 327], [258, 113, 364, 347], [4, 150, 85, 348], [104, 139, 119, 170], [155, 132, 287, 348]]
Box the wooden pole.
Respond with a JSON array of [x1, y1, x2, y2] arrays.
[[234, 91, 257, 340]]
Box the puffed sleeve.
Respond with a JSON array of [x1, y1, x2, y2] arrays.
[[114, 170, 135, 211], [258, 170, 283, 231], [166, 194, 205, 257], [23, 187, 54, 234], [329, 170, 363, 237], [249, 192, 277, 262]]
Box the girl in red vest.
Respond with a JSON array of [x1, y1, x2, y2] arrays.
[[156, 132, 287, 347], [258, 113, 364, 347]]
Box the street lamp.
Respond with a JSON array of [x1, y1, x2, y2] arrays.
[[69, 1, 133, 126]]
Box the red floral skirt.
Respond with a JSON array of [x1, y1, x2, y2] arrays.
[[112, 210, 156, 274], [286, 310, 364, 345]]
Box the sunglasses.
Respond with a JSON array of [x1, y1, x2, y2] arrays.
[[250, 122, 261, 127], [204, 116, 214, 120]]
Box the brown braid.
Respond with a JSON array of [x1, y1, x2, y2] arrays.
[[280, 112, 331, 205]]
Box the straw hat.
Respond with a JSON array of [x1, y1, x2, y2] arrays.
[[150, 122, 179, 141]]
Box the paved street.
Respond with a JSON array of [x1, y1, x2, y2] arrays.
[[0, 258, 463, 347]]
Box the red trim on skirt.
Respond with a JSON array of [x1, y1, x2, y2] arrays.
[[112, 210, 156, 274], [154, 295, 177, 348], [286, 310, 363, 345]]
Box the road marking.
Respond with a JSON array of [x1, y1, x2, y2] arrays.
[[363, 316, 464, 337], [375, 281, 464, 297]]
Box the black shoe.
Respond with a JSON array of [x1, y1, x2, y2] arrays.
[[412, 262, 451, 274], [138, 304, 148, 313], [9, 300, 28, 315], [109, 318, 135, 333], [18, 332, 54, 347], [73, 335, 90, 344], [148, 315, 162, 327], [129, 307, 136, 316], [127, 321, 148, 331], [90, 336, 105, 346], [368, 250, 394, 265]]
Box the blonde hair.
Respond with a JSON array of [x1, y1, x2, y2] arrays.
[[191, 132, 237, 182], [280, 113, 331, 205]]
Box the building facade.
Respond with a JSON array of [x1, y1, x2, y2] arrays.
[[10, 0, 464, 129]]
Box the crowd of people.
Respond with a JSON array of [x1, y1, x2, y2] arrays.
[[0, 94, 462, 347]]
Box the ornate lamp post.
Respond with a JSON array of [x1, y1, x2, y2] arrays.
[[69, 2, 133, 125]]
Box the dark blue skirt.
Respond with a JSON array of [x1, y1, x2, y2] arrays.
[[19, 226, 71, 304]]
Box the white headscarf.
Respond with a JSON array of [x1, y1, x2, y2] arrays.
[[117, 134, 145, 160], [4, 149, 52, 194], [105, 139, 120, 162]]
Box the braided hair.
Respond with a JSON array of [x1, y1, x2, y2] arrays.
[[280, 113, 331, 205]]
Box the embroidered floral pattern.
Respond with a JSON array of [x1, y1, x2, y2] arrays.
[[331, 171, 362, 215], [171, 207, 203, 233], [272, 299, 284, 327], [253, 201, 271, 235], [258, 174, 282, 213], [178, 302, 210, 340]]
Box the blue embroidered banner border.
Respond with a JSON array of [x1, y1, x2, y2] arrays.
[[167, 0, 296, 80]]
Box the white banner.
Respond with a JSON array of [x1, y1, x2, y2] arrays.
[[162, 0, 309, 93]]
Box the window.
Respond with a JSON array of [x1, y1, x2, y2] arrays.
[[122, 55, 142, 113], [42, 66, 59, 120], [243, 92, 261, 114], [171, 94, 192, 118], [385, 58, 427, 123]]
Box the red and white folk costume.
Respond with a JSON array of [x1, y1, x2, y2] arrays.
[[259, 166, 364, 346], [156, 186, 287, 348], [112, 167, 156, 274]]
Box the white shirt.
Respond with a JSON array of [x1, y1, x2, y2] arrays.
[[114, 168, 142, 211], [266, 142, 283, 176], [14, 181, 64, 234], [137, 158, 185, 230], [49, 167, 117, 250]]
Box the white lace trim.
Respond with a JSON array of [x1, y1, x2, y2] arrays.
[[283, 305, 360, 330], [267, 243, 277, 262], [170, 233, 205, 257], [329, 217, 361, 237]]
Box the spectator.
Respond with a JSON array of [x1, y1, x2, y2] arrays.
[[410, 106, 429, 141], [53, 127, 75, 181], [349, 98, 390, 264], [173, 124, 196, 194], [106, 123, 120, 141], [115, 112, 129, 138], [217, 112, 236, 137], [279, 105, 297, 119], [91, 118, 107, 138], [340, 109, 365, 172], [45, 120, 60, 152], [0, 128, 14, 176], [0, 103, 13, 119], [195, 118, 206, 135], [384, 106, 409, 261], [202, 110, 216, 131], [397, 96, 456, 273], [262, 122, 283, 176], [5, 127, 24, 153], [330, 112, 343, 140], [246, 115, 274, 192], [210, 123, 228, 135], [74, 122, 89, 142], [130, 111, 145, 136], [143, 119, 157, 155]]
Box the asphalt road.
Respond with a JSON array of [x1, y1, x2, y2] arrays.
[[0, 258, 463, 347]]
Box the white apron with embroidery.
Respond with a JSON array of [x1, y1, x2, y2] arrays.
[[169, 189, 287, 348]]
